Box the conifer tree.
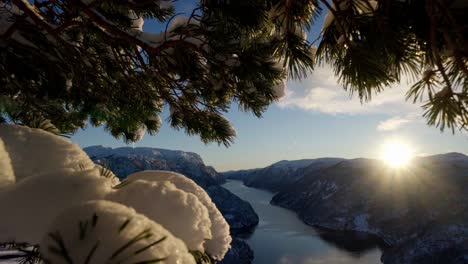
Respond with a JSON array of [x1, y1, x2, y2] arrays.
[[0, 0, 315, 144], [318, 0, 467, 132], [0, 0, 466, 144]]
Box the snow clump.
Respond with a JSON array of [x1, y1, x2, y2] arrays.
[[107, 179, 212, 252], [0, 138, 14, 187], [40, 200, 195, 264], [0, 124, 232, 262], [0, 124, 96, 182], [126, 170, 232, 259], [0, 170, 113, 244]]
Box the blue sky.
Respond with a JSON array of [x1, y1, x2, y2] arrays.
[[71, 1, 467, 171]]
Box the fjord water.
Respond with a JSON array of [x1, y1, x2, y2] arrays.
[[222, 180, 383, 264]]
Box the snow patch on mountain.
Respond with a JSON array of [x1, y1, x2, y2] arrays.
[[85, 145, 205, 165], [84, 145, 223, 186]]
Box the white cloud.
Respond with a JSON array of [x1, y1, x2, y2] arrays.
[[278, 65, 422, 115], [377, 116, 411, 131], [277, 65, 424, 131]]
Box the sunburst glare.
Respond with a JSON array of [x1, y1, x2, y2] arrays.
[[381, 140, 414, 168]]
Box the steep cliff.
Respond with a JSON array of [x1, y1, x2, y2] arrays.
[[271, 153, 468, 264], [84, 145, 258, 263], [223, 158, 344, 192]]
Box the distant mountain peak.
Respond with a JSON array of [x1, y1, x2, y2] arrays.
[[82, 145, 224, 186], [416, 152, 468, 163], [83, 145, 204, 164], [271, 158, 342, 170], [271, 159, 315, 168], [225, 158, 345, 192], [426, 152, 467, 158]]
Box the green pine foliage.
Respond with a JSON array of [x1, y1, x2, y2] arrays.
[[0, 0, 466, 143], [317, 0, 467, 132], [0, 0, 317, 145]]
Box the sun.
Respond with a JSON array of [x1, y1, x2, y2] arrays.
[[381, 141, 414, 168]]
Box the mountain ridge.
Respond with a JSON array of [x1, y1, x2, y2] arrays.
[[223, 153, 468, 264], [83, 145, 258, 264], [270, 153, 468, 264], [222, 157, 345, 192], [84, 145, 224, 186]]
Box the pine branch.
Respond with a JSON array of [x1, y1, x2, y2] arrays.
[[0, 242, 41, 264]]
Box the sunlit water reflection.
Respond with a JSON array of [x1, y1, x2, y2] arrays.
[[222, 180, 384, 264]]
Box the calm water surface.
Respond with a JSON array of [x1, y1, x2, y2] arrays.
[[222, 180, 383, 264]]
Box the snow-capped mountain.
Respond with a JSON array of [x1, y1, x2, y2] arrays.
[[271, 153, 468, 263], [84, 145, 224, 187], [223, 158, 345, 192], [83, 145, 258, 264]]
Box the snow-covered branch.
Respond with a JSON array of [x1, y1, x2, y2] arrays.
[[0, 124, 232, 263]]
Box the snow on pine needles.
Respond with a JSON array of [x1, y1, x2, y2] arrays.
[[0, 124, 231, 263]]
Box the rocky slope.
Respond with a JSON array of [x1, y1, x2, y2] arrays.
[[218, 238, 254, 264], [221, 168, 261, 182], [84, 145, 257, 263], [84, 145, 225, 186], [223, 158, 344, 192], [381, 225, 468, 264], [206, 185, 259, 234], [271, 153, 468, 264]]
